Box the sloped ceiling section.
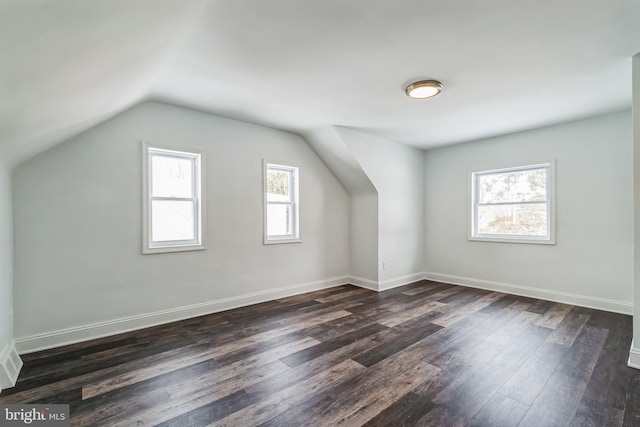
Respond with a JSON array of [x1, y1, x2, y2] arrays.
[[2, 0, 640, 169], [0, 0, 206, 168], [304, 126, 377, 196]]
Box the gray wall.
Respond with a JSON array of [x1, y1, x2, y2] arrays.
[[12, 102, 350, 343], [349, 192, 379, 282], [424, 111, 633, 311]]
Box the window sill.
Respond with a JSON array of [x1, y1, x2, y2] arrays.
[[263, 238, 302, 245], [469, 236, 555, 245], [143, 244, 206, 255]]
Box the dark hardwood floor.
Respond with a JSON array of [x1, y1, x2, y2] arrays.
[[1, 281, 639, 426]]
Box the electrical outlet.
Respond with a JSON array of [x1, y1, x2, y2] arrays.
[[383, 261, 388, 270]]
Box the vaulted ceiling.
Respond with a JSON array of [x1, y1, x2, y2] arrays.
[[2, 0, 639, 168]]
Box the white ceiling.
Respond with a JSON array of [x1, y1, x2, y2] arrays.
[[2, 0, 639, 167]]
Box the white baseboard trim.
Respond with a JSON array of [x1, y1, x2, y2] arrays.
[[629, 341, 640, 370], [348, 272, 426, 292], [15, 276, 350, 355], [379, 273, 426, 291], [0, 340, 22, 393], [348, 275, 379, 291], [423, 271, 633, 315]]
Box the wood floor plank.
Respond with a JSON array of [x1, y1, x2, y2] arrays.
[[352, 321, 443, 367], [314, 287, 370, 303], [546, 308, 590, 347], [570, 311, 634, 426], [623, 372, 640, 427], [377, 300, 447, 328], [467, 393, 529, 427], [344, 292, 416, 317], [535, 303, 573, 329], [6, 335, 200, 394], [413, 339, 505, 401], [3, 280, 637, 427], [83, 335, 319, 399], [362, 391, 435, 426], [518, 325, 608, 426], [104, 375, 258, 426], [105, 357, 294, 425], [437, 288, 490, 306], [213, 331, 309, 366], [259, 345, 440, 427], [280, 323, 389, 368], [196, 308, 351, 348], [155, 390, 254, 427], [432, 292, 504, 327], [71, 359, 221, 426], [401, 281, 444, 296], [396, 285, 464, 308], [244, 335, 386, 398], [499, 341, 567, 405], [426, 321, 550, 425], [0, 342, 220, 404], [416, 300, 527, 370], [487, 310, 541, 345], [300, 311, 386, 342], [166, 340, 313, 400], [208, 359, 366, 427], [478, 294, 524, 314], [308, 362, 439, 426], [526, 299, 555, 315]]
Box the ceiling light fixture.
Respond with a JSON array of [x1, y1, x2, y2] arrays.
[[405, 80, 443, 99]]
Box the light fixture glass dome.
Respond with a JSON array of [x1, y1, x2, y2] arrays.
[[405, 80, 442, 99]]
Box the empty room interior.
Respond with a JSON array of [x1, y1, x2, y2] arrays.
[[2, 1, 640, 426]]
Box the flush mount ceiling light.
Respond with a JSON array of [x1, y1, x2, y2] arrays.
[[405, 80, 443, 99]]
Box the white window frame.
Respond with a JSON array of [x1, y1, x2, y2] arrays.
[[142, 142, 206, 254], [264, 161, 301, 244], [469, 161, 555, 244]]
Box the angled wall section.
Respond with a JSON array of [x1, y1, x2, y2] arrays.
[[306, 127, 427, 290], [304, 127, 379, 286], [335, 128, 425, 289]]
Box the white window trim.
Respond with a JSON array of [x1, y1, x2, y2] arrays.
[[263, 160, 301, 245], [468, 161, 556, 245], [142, 142, 206, 254]]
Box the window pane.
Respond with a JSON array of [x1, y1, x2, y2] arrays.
[[267, 169, 290, 202], [151, 200, 195, 242], [477, 203, 547, 236], [151, 155, 193, 198], [267, 203, 292, 236], [478, 168, 547, 204]]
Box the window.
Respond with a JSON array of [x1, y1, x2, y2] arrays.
[[264, 162, 300, 244], [142, 143, 205, 254], [470, 162, 555, 244]]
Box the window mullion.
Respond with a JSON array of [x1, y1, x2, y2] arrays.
[[477, 200, 547, 207], [151, 196, 196, 202], [266, 201, 293, 206]]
